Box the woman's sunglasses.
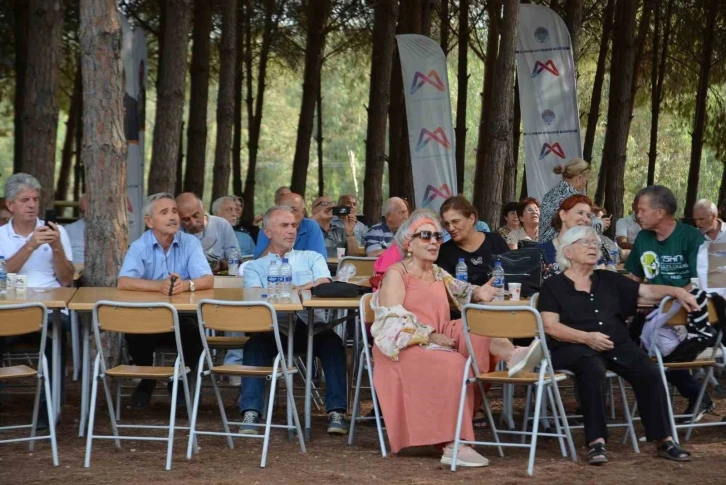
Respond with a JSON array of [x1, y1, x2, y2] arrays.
[[411, 230, 444, 243]]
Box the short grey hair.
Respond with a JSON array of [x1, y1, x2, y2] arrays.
[[4, 173, 41, 202], [383, 197, 403, 216], [262, 205, 295, 228], [211, 196, 236, 216], [142, 192, 174, 218], [636, 185, 677, 216], [556, 226, 601, 271], [694, 199, 717, 216], [394, 209, 442, 250]]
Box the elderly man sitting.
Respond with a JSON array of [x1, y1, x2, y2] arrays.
[[538, 225, 695, 465], [693, 198, 726, 243], [176, 193, 240, 272], [239, 205, 348, 436], [331, 194, 368, 245], [118, 193, 213, 409], [364, 197, 409, 257], [311, 195, 362, 255], [212, 195, 256, 255]]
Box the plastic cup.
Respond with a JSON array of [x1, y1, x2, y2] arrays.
[[508, 282, 522, 301], [15, 274, 28, 291], [691, 277, 700, 290], [7, 273, 17, 289], [336, 248, 346, 259]]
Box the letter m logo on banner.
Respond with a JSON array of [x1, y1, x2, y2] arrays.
[[416, 128, 451, 151], [410, 70, 446, 94], [539, 142, 566, 160], [531, 60, 559, 78]]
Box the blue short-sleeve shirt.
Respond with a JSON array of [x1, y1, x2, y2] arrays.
[[119, 230, 212, 281]]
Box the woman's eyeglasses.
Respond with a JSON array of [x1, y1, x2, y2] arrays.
[[411, 231, 444, 243], [573, 238, 600, 248]]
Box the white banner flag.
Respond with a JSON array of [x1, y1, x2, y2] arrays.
[[121, 16, 147, 242], [516, 4, 582, 202], [396, 34, 457, 212]]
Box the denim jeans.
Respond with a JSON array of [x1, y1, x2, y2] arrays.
[[223, 332, 244, 366], [240, 318, 347, 414]]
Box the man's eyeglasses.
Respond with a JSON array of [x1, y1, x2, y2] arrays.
[[411, 230, 444, 243], [313, 200, 333, 209]]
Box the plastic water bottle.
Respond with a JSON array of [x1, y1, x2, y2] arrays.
[[227, 248, 240, 276], [455, 258, 468, 282], [267, 260, 279, 298], [492, 260, 505, 301], [0, 256, 6, 294], [279, 258, 292, 298], [606, 250, 618, 272]]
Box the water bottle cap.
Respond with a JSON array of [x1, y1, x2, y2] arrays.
[[282, 258, 289, 263], [495, 261, 502, 266], [458, 258, 465, 263]]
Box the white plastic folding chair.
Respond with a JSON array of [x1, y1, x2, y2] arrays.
[[348, 293, 387, 456], [84, 301, 193, 471], [650, 296, 726, 442], [451, 304, 577, 476], [187, 300, 305, 468], [0, 303, 59, 466]]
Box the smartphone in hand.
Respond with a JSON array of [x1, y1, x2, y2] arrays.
[[44, 209, 57, 228]]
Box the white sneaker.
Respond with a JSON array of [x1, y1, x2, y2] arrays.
[[440, 443, 489, 467], [228, 376, 241, 386], [507, 340, 543, 377]]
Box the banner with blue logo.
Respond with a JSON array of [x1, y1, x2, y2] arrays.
[[516, 5, 582, 201], [396, 34, 457, 212]]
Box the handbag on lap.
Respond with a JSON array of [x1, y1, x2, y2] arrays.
[[490, 248, 545, 298]]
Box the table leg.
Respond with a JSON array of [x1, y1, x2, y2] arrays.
[[52, 310, 61, 420], [79, 311, 90, 437], [286, 314, 294, 440], [304, 308, 315, 441], [71, 310, 80, 381]]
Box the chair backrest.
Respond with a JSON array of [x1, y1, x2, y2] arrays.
[[463, 304, 538, 339], [359, 293, 375, 348], [94, 301, 177, 334], [339, 256, 376, 277], [214, 276, 243, 289], [659, 296, 719, 326], [197, 299, 275, 333], [0, 303, 47, 338]]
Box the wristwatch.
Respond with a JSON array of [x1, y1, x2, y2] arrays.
[[189, 280, 196, 292]]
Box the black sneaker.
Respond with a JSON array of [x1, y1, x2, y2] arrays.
[[239, 410, 260, 435], [130, 380, 156, 410], [327, 411, 348, 435], [678, 395, 715, 423]]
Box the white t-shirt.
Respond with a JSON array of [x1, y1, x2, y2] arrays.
[[704, 219, 726, 243], [0, 218, 73, 288], [64, 218, 85, 264], [615, 215, 641, 244], [185, 215, 240, 261]]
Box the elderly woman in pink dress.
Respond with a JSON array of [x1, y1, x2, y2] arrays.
[[372, 209, 542, 468]]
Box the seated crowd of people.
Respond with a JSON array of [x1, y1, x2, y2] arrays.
[[2, 159, 726, 470]]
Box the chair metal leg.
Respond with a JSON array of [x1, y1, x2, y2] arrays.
[[608, 378, 616, 420], [100, 366, 121, 449], [618, 377, 640, 453], [71, 310, 80, 382], [283, 366, 306, 454], [521, 385, 532, 444], [550, 371, 577, 463], [546, 386, 567, 458], [79, 315, 90, 438], [29, 372, 42, 451], [622, 398, 639, 445], [479, 382, 504, 457], [115, 379, 122, 422], [367, 355, 387, 457], [450, 356, 472, 472], [527, 367, 547, 476], [685, 368, 712, 441], [348, 349, 365, 446], [261, 356, 281, 468], [42, 357, 60, 466], [660, 366, 680, 443], [210, 376, 233, 450], [165, 358, 181, 471], [85, 354, 102, 468]]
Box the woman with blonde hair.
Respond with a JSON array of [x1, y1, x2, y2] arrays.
[[539, 158, 602, 243]]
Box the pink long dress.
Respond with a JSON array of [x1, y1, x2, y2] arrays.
[[372, 266, 494, 453]]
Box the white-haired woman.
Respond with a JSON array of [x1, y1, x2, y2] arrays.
[[537, 225, 697, 465], [372, 209, 542, 468], [539, 158, 604, 243]]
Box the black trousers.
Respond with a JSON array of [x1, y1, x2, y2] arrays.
[[561, 339, 671, 444], [125, 315, 203, 375]]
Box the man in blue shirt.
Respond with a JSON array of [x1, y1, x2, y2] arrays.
[[239, 205, 348, 435], [212, 195, 256, 255], [253, 192, 326, 259], [118, 192, 213, 409]]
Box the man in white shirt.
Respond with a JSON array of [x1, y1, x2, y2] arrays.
[[64, 194, 88, 264], [0, 173, 74, 427], [615, 197, 642, 257], [176, 193, 240, 272], [693, 199, 726, 243], [238, 205, 348, 436]]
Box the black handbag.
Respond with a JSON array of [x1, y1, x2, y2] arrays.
[[310, 281, 372, 298], [491, 248, 545, 298]]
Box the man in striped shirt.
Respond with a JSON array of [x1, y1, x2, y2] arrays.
[[364, 197, 409, 257]]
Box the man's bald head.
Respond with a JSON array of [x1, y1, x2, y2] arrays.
[[176, 192, 206, 234], [278, 192, 304, 224], [274, 186, 292, 204]]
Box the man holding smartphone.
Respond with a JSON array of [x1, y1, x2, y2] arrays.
[[0, 173, 75, 428], [311, 195, 362, 255]]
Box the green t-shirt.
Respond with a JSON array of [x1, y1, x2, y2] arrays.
[[625, 222, 704, 287]]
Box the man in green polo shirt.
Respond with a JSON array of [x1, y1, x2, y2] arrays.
[[625, 185, 713, 422]]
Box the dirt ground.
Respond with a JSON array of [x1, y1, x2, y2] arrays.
[[1, 377, 726, 485]]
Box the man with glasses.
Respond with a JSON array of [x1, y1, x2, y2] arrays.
[[253, 192, 326, 259], [311, 195, 361, 255], [118, 192, 213, 409], [331, 194, 368, 246], [364, 197, 409, 257], [176, 193, 240, 272]]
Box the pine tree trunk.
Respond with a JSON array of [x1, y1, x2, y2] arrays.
[[520, 165, 528, 200], [316, 76, 324, 197], [684, 0, 718, 217], [508, 74, 521, 204], [175, 122, 184, 195], [79, 0, 129, 287], [363, 0, 399, 225], [601, 0, 638, 224], [387, 11, 405, 200], [625, 1, 652, 137], [718, 163, 726, 216], [472, 0, 500, 211], [647, 0, 673, 186], [212, 0, 237, 201], [439, 0, 449, 53], [56, 61, 82, 202], [290, 0, 331, 197], [565, 0, 583, 65], [478, 0, 518, 229], [73, 92, 83, 203], [232, 3, 244, 197], [242, 0, 279, 223], [22, 0, 64, 213], [184, 0, 213, 198], [583, 0, 615, 165], [13, 0, 29, 174], [454, 0, 469, 193], [148, 0, 192, 195]]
